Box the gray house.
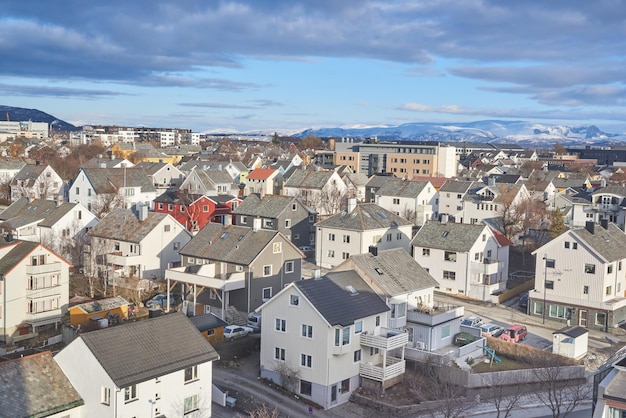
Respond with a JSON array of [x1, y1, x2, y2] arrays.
[[232, 194, 317, 248]]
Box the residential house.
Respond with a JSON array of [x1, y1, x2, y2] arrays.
[[0, 239, 71, 343], [530, 221, 626, 332], [68, 167, 157, 216], [411, 220, 511, 302], [180, 168, 236, 196], [54, 313, 219, 418], [0, 197, 98, 265], [314, 201, 414, 269], [342, 172, 369, 202], [68, 296, 130, 328], [460, 181, 530, 231], [258, 270, 406, 409], [10, 164, 63, 202], [593, 346, 626, 418], [245, 168, 283, 197], [165, 222, 302, 321], [87, 206, 191, 291], [578, 186, 626, 230], [284, 169, 347, 217], [0, 352, 84, 417], [374, 178, 438, 225], [233, 194, 317, 248], [136, 160, 186, 192], [438, 180, 482, 222], [0, 158, 26, 184], [82, 156, 134, 169], [190, 312, 229, 346]]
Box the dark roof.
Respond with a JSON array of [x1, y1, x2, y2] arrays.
[[294, 271, 389, 327], [180, 223, 279, 265], [233, 194, 307, 217], [87, 208, 169, 243], [0, 352, 83, 417], [411, 221, 489, 252], [439, 180, 480, 194], [316, 203, 413, 231], [285, 169, 336, 189], [11, 164, 46, 185], [154, 190, 205, 205], [553, 326, 588, 338], [190, 313, 228, 332], [79, 313, 219, 387], [376, 179, 430, 198], [571, 223, 626, 262], [0, 240, 40, 276], [79, 167, 156, 194]]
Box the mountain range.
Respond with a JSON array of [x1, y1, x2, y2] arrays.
[[3, 105, 626, 147]]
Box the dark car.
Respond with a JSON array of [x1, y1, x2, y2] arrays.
[[518, 293, 528, 309], [145, 292, 181, 309], [453, 332, 478, 347]]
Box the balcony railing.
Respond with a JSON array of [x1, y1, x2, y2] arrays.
[[360, 328, 409, 351], [470, 259, 500, 276], [25, 262, 62, 276], [25, 309, 63, 326], [164, 266, 245, 291], [407, 305, 464, 326], [359, 356, 405, 382], [107, 253, 142, 267]]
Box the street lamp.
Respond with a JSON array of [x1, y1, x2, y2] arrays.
[[542, 254, 548, 324]]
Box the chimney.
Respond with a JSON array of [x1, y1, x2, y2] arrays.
[[488, 177, 496, 187], [347, 198, 357, 213], [252, 216, 262, 232], [585, 221, 595, 234], [314, 269, 322, 279], [137, 202, 148, 222], [6, 233, 13, 242], [369, 245, 378, 256], [601, 218, 609, 230], [440, 214, 449, 224]]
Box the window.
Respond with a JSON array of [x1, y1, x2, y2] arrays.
[[391, 303, 406, 319], [125, 188, 135, 197], [392, 198, 400, 205], [608, 264, 614, 274], [168, 203, 173, 211], [549, 305, 570, 319], [546, 258, 555, 268], [301, 324, 313, 338], [583, 286, 589, 295], [422, 248, 430, 256], [188, 257, 195, 264], [386, 233, 392, 242], [596, 312, 607, 326], [343, 235, 350, 243], [334, 328, 351, 346], [184, 366, 198, 383], [290, 295, 299, 306], [292, 203, 297, 211], [606, 286, 612, 296], [573, 242, 578, 249], [184, 394, 199, 415], [275, 318, 286, 332], [341, 378, 350, 394], [114, 242, 120, 251], [444, 251, 457, 262], [164, 224, 171, 232], [585, 264, 596, 274], [327, 250, 335, 257], [273, 242, 282, 253], [75, 187, 80, 195], [487, 250, 492, 258], [300, 380, 312, 396], [158, 203, 163, 210], [301, 354, 312, 368], [203, 205, 209, 212], [285, 261, 294, 273], [442, 324, 451, 338], [173, 242, 180, 251], [124, 385, 137, 403], [328, 233, 335, 241], [370, 347, 380, 356], [274, 347, 285, 361], [262, 287, 272, 300], [101, 387, 111, 405], [443, 270, 456, 280], [263, 265, 272, 276], [545, 280, 554, 290], [342, 252, 350, 260], [353, 349, 361, 362], [564, 242, 570, 249], [285, 219, 291, 228]]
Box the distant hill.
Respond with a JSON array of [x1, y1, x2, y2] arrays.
[[0, 105, 78, 131], [294, 120, 626, 148]]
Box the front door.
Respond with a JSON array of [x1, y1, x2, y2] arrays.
[[579, 310, 588, 327], [331, 385, 337, 403]]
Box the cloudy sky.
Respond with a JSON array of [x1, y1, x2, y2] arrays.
[[2, 1, 625, 133]]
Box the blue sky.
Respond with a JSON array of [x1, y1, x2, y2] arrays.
[[1, 1, 625, 133]]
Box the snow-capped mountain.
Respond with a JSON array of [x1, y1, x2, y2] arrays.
[[294, 120, 626, 148]]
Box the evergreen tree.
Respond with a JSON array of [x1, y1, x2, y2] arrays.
[[549, 207, 565, 238]]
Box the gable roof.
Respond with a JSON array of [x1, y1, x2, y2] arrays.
[[411, 221, 489, 252], [0, 197, 75, 228], [87, 208, 171, 243], [233, 194, 310, 217], [344, 248, 439, 296], [376, 179, 431, 198], [78, 313, 218, 387], [10, 164, 47, 186], [0, 352, 83, 417], [180, 223, 280, 265], [439, 180, 480, 194], [83, 157, 132, 168], [247, 168, 277, 181], [294, 271, 389, 327], [316, 203, 413, 231], [190, 313, 228, 333], [79, 167, 156, 194], [570, 223, 626, 263], [0, 240, 42, 276], [285, 169, 336, 189]]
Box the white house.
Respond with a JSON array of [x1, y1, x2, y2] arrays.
[[10, 164, 63, 202], [257, 270, 407, 409], [284, 169, 347, 217], [374, 179, 438, 225], [315, 201, 414, 269], [0, 239, 71, 344], [180, 168, 236, 196], [438, 180, 482, 222], [411, 220, 511, 302], [530, 221, 626, 332], [54, 313, 219, 418], [87, 205, 191, 287], [0, 158, 26, 184], [245, 167, 283, 197], [136, 161, 186, 191]]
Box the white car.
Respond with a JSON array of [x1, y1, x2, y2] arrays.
[[461, 316, 483, 327], [480, 323, 503, 337], [224, 325, 254, 340]]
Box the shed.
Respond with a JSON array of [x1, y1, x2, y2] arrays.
[[190, 313, 229, 345], [69, 296, 130, 328], [552, 326, 589, 360]]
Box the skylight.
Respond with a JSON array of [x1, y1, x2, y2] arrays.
[[442, 231, 449, 237], [220, 232, 229, 239], [346, 285, 357, 294]]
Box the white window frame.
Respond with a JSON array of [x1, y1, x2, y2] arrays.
[[285, 260, 294, 273], [263, 265, 272, 277], [262, 287, 272, 300]]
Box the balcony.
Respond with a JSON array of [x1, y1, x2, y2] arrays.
[[26, 286, 62, 299], [25, 262, 62, 276], [331, 343, 352, 356], [470, 258, 500, 276], [107, 252, 142, 267], [360, 328, 409, 351], [165, 265, 245, 291], [359, 356, 405, 383], [407, 304, 464, 326], [25, 309, 63, 326]]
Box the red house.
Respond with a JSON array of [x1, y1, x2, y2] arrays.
[[154, 191, 241, 233]]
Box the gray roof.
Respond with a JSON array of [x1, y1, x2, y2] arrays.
[[233, 194, 309, 218], [87, 208, 168, 243], [376, 179, 430, 198], [190, 313, 228, 332], [316, 203, 413, 231], [83, 157, 130, 168], [0, 158, 27, 171], [79, 313, 219, 387], [343, 172, 369, 187], [571, 223, 626, 262], [0, 352, 83, 417], [0, 240, 41, 275], [591, 186, 626, 197], [0, 197, 78, 229], [294, 271, 389, 327], [78, 167, 156, 194], [180, 223, 279, 265], [439, 180, 480, 194], [553, 326, 588, 338], [411, 221, 488, 252], [285, 169, 335, 190], [365, 175, 402, 189], [344, 248, 439, 296], [136, 161, 170, 175], [10, 164, 47, 186]]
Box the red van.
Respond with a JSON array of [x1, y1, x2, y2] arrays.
[[499, 324, 528, 343]]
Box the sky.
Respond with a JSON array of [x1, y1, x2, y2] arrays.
[[1, 1, 626, 134]]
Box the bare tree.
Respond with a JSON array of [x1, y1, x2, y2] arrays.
[[83, 237, 114, 298], [486, 373, 526, 418], [241, 405, 280, 418], [274, 360, 300, 393], [533, 365, 591, 418], [319, 181, 346, 215], [91, 192, 125, 219]]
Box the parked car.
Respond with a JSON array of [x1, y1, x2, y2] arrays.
[[224, 325, 254, 340], [299, 245, 314, 252], [145, 292, 181, 309], [460, 316, 483, 327], [518, 293, 529, 309], [499, 324, 528, 343], [480, 323, 504, 337], [453, 332, 478, 347], [247, 312, 262, 331]]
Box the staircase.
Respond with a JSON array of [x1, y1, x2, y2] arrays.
[[225, 306, 248, 326]]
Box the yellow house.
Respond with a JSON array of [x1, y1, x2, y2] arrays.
[[69, 296, 129, 328]]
